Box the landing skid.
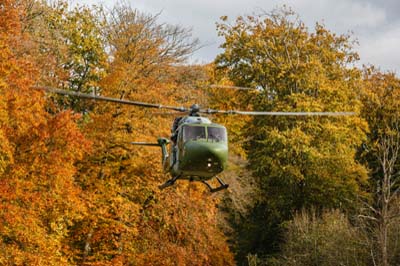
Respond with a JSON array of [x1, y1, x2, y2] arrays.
[[159, 176, 229, 193], [159, 175, 180, 190], [202, 177, 229, 193]]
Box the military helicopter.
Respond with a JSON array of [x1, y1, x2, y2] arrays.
[[35, 86, 354, 192]]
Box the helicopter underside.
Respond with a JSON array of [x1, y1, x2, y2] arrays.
[[175, 164, 224, 181], [159, 174, 229, 193], [162, 151, 228, 192]]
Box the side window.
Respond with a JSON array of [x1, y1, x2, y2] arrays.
[[178, 127, 183, 141], [178, 127, 183, 147]]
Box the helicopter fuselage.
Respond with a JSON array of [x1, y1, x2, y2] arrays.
[[167, 116, 228, 181], [171, 139, 228, 180]]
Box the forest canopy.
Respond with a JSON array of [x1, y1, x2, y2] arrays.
[[1, 1, 400, 266]]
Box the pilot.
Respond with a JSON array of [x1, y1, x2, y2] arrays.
[[170, 116, 183, 143], [171, 104, 200, 142], [170, 116, 183, 167]]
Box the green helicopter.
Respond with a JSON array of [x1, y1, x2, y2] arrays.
[[35, 86, 355, 192], [132, 104, 230, 192]]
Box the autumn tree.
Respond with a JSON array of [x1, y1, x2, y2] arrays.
[[358, 68, 400, 266], [0, 1, 90, 264], [5, 2, 232, 264], [215, 8, 368, 261], [55, 3, 234, 265], [103, 2, 199, 93], [21, 0, 107, 111]]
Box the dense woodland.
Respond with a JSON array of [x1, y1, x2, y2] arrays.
[[1, 1, 400, 265]]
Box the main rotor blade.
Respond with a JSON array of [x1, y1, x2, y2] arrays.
[[199, 109, 355, 116], [148, 112, 183, 115], [33, 87, 188, 112], [209, 84, 255, 90], [130, 142, 161, 147], [34, 87, 355, 116]]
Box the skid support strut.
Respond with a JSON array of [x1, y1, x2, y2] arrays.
[[159, 175, 180, 190], [202, 177, 229, 193]]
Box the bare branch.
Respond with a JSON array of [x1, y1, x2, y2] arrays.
[[358, 215, 379, 222]]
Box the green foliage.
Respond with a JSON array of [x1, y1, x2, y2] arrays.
[[215, 7, 369, 261], [387, 215, 400, 265], [360, 68, 400, 184], [61, 6, 107, 93], [274, 209, 369, 266], [23, 0, 107, 110], [358, 68, 400, 266]]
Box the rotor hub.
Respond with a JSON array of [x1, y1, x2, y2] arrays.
[[189, 104, 200, 116]]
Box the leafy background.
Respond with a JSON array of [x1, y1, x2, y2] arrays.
[[1, 1, 400, 266]]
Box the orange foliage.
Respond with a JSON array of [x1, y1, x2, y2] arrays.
[[0, 2, 234, 265], [66, 33, 234, 263], [0, 1, 90, 264], [134, 186, 234, 266], [70, 63, 234, 264]]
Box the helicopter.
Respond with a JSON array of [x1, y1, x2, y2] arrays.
[[34, 86, 355, 192]]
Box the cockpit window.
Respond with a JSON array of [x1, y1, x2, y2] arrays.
[[183, 126, 206, 141], [207, 127, 227, 142]]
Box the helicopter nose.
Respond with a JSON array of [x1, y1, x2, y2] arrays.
[[182, 141, 228, 171]]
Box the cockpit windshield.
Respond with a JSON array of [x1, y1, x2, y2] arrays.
[[183, 125, 227, 142], [183, 126, 206, 141], [207, 127, 227, 142]]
